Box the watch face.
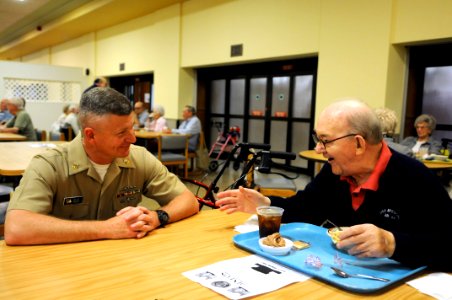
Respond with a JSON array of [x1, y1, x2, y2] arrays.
[[157, 210, 169, 226]]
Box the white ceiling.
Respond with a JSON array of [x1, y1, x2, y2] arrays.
[[0, 0, 183, 60]]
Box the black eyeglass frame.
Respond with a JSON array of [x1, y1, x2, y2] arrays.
[[312, 132, 358, 148]]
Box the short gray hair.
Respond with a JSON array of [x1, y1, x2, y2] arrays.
[[153, 104, 165, 116], [7, 97, 24, 109], [414, 114, 436, 131], [185, 105, 196, 114], [326, 99, 382, 145], [79, 87, 132, 129]]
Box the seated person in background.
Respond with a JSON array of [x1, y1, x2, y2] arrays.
[[83, 77, 108, 94], [401, 114, 442, 156], [147, 104, 168, 132], [133, 101, 149, 128], [0, 98, 13, 125], [50, 104, 70, 136], [63, 104, 81, 136], [164, 105, 201, 152], [374, 107, 413, 157], [216, 99, 452, 271], [0, 97, 36, 141], [4, 87, 199, 245]]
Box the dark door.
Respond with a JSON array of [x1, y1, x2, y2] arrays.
[[197, 58, 317, 174]]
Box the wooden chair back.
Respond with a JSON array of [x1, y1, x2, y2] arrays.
[[188, 131, 206, 170], [60, 125, 73, 141], [35, 129, 48, 141]]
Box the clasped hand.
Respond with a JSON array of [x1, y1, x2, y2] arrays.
[[112, 206, 158, 239]]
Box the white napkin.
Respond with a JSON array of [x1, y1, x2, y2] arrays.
[[234, 214, 259, 233], [407, 272, 452, 300], [29, 143, 57, 148]]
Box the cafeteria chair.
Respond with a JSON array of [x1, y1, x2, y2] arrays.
[[0, 184, 13, 237], [188, 131, 209, 172], [35, 129, 47, 141], [157, 135, 189, 178], [245, 151, 297, 197], [60, 125, 74, 141], [0, 184, 12, 203]]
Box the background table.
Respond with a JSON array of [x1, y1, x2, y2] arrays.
[[134, 130, 186, 139], [0, 133, 26, 141], [299, 150, 327, 163], [0, 141, 66, 176], [422, 159, 452, 169], [0, 209, 434, 299], [299, 149, 452, 170]]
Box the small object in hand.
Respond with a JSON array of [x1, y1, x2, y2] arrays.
[[262, 232, 286, 247], [292, 240, 310, 250], [327, 227, 350, 244]]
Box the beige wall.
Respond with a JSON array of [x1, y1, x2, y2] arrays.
[[96, 4, 186, 119], [392, 0, 452, 44], [51, 33, 96, 82], [13, 0, 452, 125], [181, 0, 320, 67], [316, 0, 401, 118], [21, 48, 51, 65]]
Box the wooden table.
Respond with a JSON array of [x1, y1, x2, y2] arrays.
[[299, 150, 327, 163], [422, 159, 452, 169], [0, 142, 66, 176], [0, 133, 26, 141], [134, 130, 188, 139], [134, 130, 162, 139], [299, 150, 327, 176], [299, 150, 452, 170], [0, 209, 432, 299]]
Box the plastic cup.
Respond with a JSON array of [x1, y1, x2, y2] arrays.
[[256, 206, 284, 238]]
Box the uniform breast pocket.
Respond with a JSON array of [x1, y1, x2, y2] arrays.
[[59, 196, 89, 220]]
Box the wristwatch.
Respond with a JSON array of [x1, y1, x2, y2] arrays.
[[156, 210, 169, 227]]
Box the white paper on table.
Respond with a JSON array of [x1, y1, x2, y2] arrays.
[[234, 214, 258, 233], [182, 254, 310, 299], [407, 272, 452, 300], [29, 143, 57, 148]]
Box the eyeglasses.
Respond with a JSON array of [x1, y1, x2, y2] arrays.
[[312, 132, 357, 148]]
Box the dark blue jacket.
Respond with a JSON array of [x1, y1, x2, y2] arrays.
[[270, 150, 452, 270]]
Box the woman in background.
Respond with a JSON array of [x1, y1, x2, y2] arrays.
[[401, 114, 442, 156], [50, 104, 70, 136], [374, 107, 413, 157], [148, 104, 168, 132]]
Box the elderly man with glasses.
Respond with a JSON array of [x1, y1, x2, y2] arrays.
[[216, 99, 452, 271]]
